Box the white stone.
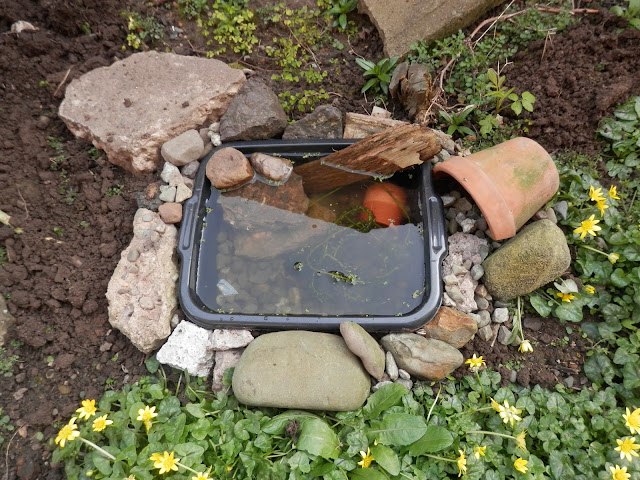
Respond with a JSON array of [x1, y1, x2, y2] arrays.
[[161, 129, 204, 167], [492, 308, 509, 323], [174, 183, 192, 203], [156, 321, 216, 377], [212, 349, 243, 392], [212, 329, 254, 350], [161, 162, 181, 184]]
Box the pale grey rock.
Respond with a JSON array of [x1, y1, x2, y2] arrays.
[[282, 104, 343, 139], [477, 310, 491, 328], [380, 333, 464, 380], [553, 201, 569, 220], [161, 162, 181, 185], [498, 325, 513, 345], [443, 274, 459, 286], [211, 329, 254, 350], [250, 153, 293, 183], [483, 220, 571, 300], [220, 78, 287, 141], [398, 369, 411, 380], [470, 264, 484, 281], [460, 218, 476, 233], [212, 348, 243, 392], [59, 52, 245, 173], [161, 129, 204, 167], [452, 264, 468, 275], [447, 232, 489, 262], [0, 296, 15, 346], [174, 183, 192, 203], [340, 321, 386, 380], [158, 185, 177, 202], [492, 308, 509, 324], [372, 380, 393, 392], [232, 331, 370, 411], [386, 351, 399, 381], [106, 208, 178, 353], [474, 296, 489, 311], [477, 325, 493, 341], [205, 147, 254, 190], [156, 321, 215, 377], [440, 195, 456, 207], [442, 292, 456, 307], [395, 378, 413, 390]]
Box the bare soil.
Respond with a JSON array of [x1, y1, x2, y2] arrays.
[[0, 1, 638, 479]]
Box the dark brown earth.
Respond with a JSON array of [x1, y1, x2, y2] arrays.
[[0, 1, 639, 479]]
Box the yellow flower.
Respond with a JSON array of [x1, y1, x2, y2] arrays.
[[76, 399, 97, 420], [584, 285, 595, 294], [357, 447, 374, 468], [609, 253, 620, 264], [192, 473, 211, 480], [124, 476, 136, 480], [490, 398, 501, 412], [473, 445, 486, 459], [55, 417, 80, 448], [556, 292, 575, 302], [497, 400, 522, 426], [515, 431, 527, 452], [609, 185, 620, 200], [151, 451, 180, 475], [518, 340, 533, 353], [610, 465, 631, 480], [573, 214, 601, 239], [137, 405, 158, 423], [92, 414, 113, 432], [596, 198, 609, 216], [514, 458, 528, 474], [465, 354, 486, 372], [589, 185, 605, 202], [624, 408, 640, 434], [144, 419, 153, 433], [615, 437, 640, 462], [457, 449, 467, 477]]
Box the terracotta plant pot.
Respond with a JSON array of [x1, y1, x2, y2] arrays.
[[432, 137, 559, 240], [361, 182, 408, 227]]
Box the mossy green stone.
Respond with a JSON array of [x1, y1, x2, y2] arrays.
[[482, 219, 570, 300], [232, 331, 370, 411]]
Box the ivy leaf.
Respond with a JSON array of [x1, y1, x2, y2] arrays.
[[362, 383, 407, 420], [367, 413, 427, 447], [529, 295, 552, 317], [370, 444, 400, 475], [407, 425, 453, 455], [297, 418, 340, 459]]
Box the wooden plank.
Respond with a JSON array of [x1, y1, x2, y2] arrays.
[[343, 112, 409, 139], [294, 124, 441, 194]]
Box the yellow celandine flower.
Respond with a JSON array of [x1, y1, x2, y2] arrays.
[[124, 476, 136, 480], [76, 399, 97, 420], [150, 451, 180, 475], [191, 472, 211, 480], [596, 198, 609, 216], [137, 405, 158, 432], [584, 285, 596, 294], [609, 253, 620, 264], [465, 354, 486, 372], [92, 414, 113, 432], [624, 407, 640, 434], [574, 214, 602, 239], [55, 417, 80, 448], [514, 458, 528, 474], [473, 445, 487, 459], [357, 447, 374, 468], [615, 437, 640, 462], [610, 465, 631, 480], [518, 340, 533, 353], [556, 292, 575, 302], [515, 431, 527, 452], [589, 185, 606, 202], [144, 419, 153, 433], [457, 450, 467, 477], [497, 400, 522, 426], [490, 398, 501, 412], [609, 185, 620, 200]]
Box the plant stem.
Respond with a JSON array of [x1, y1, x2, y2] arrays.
[[426, 385, 442, 423], [79, 437, 116, 461], [475, 371, 486, 403], [421, 453, 457, 463], [467, 430, 516, 441]]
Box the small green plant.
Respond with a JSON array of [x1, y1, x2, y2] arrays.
[[38, 80, 51, 88], [80, 21, 92, 35], [47, 136, 64, 153], [87, 146, 103, 161], [0, 408, 15, 447], [121, 11, 164, 50], [355, 57, 398, 95], [324, 0, 357, 30], [0, 347, 19, 376], [105, 185, 124, 197], [78, 221, 90, 229], [438, 105, 476, 137], [485, 68, 536, 116], [278, 89, 330, 116], [0, 247, 6, 267], [611, 0, 640, 29], [53, 226, 65, 237]]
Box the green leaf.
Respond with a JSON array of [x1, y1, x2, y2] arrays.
[[487, 68, 498, 85], [288, 451, 311, 473], [144, 355, 160, 374], [584, 352, 616, 385], [355, 58, 375, 71], [511, 101, 523, 116], [92, 451, 113, 476], [529, 295, 552, 317], [611, 268, 630, 287], [158, 396, 181, 418], [363, 383, 408, 420], [367, 413, 427, 447], [554, 302, 583, 322], [262, 410, 319, 435], [185, 403, 205, 419], [549, 451, 575, 478], [361, 77, 378, 93], [174, 442, 205, 463], [370, 444, 400, 475], [339, 14, 347, 30], [521, 91, 536, 103], [349, 468, 387, 480], [407, 425, 453, 455], [297, 418, 340, 459]]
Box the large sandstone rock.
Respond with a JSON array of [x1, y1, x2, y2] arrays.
[[482, 219, 571, 300], [380, 333, 463, 380], [420, 306, 477, 349], [106, 209, 178, 353], [358, 0, 503, 58], [219, 78, 287, 141], [232, 331, 370, 411], [59, 52, 245, 173]]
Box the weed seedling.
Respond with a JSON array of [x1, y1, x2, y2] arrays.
[[355, 57, 398, 95], [53, 226, 64, 237]]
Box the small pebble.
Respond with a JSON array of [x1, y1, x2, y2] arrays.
[[564, 376, 574, 389], [478, 244, 490, 261], [372, 380, 393, 392], [386, 351, 399, 381], [395, 378, 413, 390], [398, 369, 410, 380], [470, 264, 484, 281], [494, 301, 511, 308], [127, 249, 140, 262], [475, 296, 489, 311], [445, 285, 466, 304], [553, 201, 568, 220], [492, 308, 509, 323], [475, 284, 489, 297], [142, 213, 152, 222], [476, 218, 488, 232], [448, 218, 458, 235], [159, 185, 177, 203], [476, 310, 492, 328], [440, 195, 456, 207], [453, 197, 473, 212], [443, 274, 459, 286], [442, 292, 456, 307], [452, 264, 468, 275], [460, 218, 476, 233], [477, 325, 493, 341], [510, 370, 518, 383]]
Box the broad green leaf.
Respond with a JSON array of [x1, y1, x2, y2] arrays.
[[529, 295, 552, 317], [549, 451, 575, 478], [288, 451, 311, 473], [349, 468, 387, 480], [234, 419, 251, 441], [361, 78, 378, 93], [521, 91, 536, 103], [174, 442, 205, 466], [584, 352, 616, 385], [370, 444, 400, 475], [408, 425, 453, 455], [611, 268, 630, 287], [185, 402, 205, 419], [165, 412, 186, 443], [116, 445, 137, 466], [144, 355, 160, 374], [158, 396, 181, 418], [602, 303, 628, 323], [487, 68, 498, 85], [367, 413, 427, 447], [92, 451, 113, 476], [511, 101, 523, 116], [554, 302, 582, 322], [623, 361, 640, 390], [297, 418, 340, 459], [262, 410, 319, 435], [362, 383, 407, 420]]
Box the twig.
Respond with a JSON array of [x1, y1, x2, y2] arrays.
[[4, 429, 20, 480], [53, 67, 72, 97], [16, 187, 29, 220], [473, 0, 516, 46]]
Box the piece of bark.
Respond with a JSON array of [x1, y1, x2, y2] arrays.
[[294, 124, 440, 194], [343, 112, 409, 139]]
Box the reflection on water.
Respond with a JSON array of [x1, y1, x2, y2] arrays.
[[195, 179, 426, 317]]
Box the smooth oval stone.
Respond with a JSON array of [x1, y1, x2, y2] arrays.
[[340, 321, 386, 381], [232, 331, 370, 411]]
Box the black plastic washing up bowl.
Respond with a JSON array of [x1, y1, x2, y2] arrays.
[[177, 139, 447, 331]]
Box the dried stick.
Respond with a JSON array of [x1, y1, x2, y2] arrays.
[[53, 67, 72, 97], [16, 187, 29, 220]]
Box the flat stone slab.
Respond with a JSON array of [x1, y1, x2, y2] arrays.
[[59, 52, 245, 173], [358, 0, 503, 58], [232, 331, 370, 411]]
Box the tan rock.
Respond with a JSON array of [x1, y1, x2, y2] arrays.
[[158, 203, 183, 224], [205, 147, 254, 190], [250, 153, 293, 182], [420, 306, 477, 348]]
